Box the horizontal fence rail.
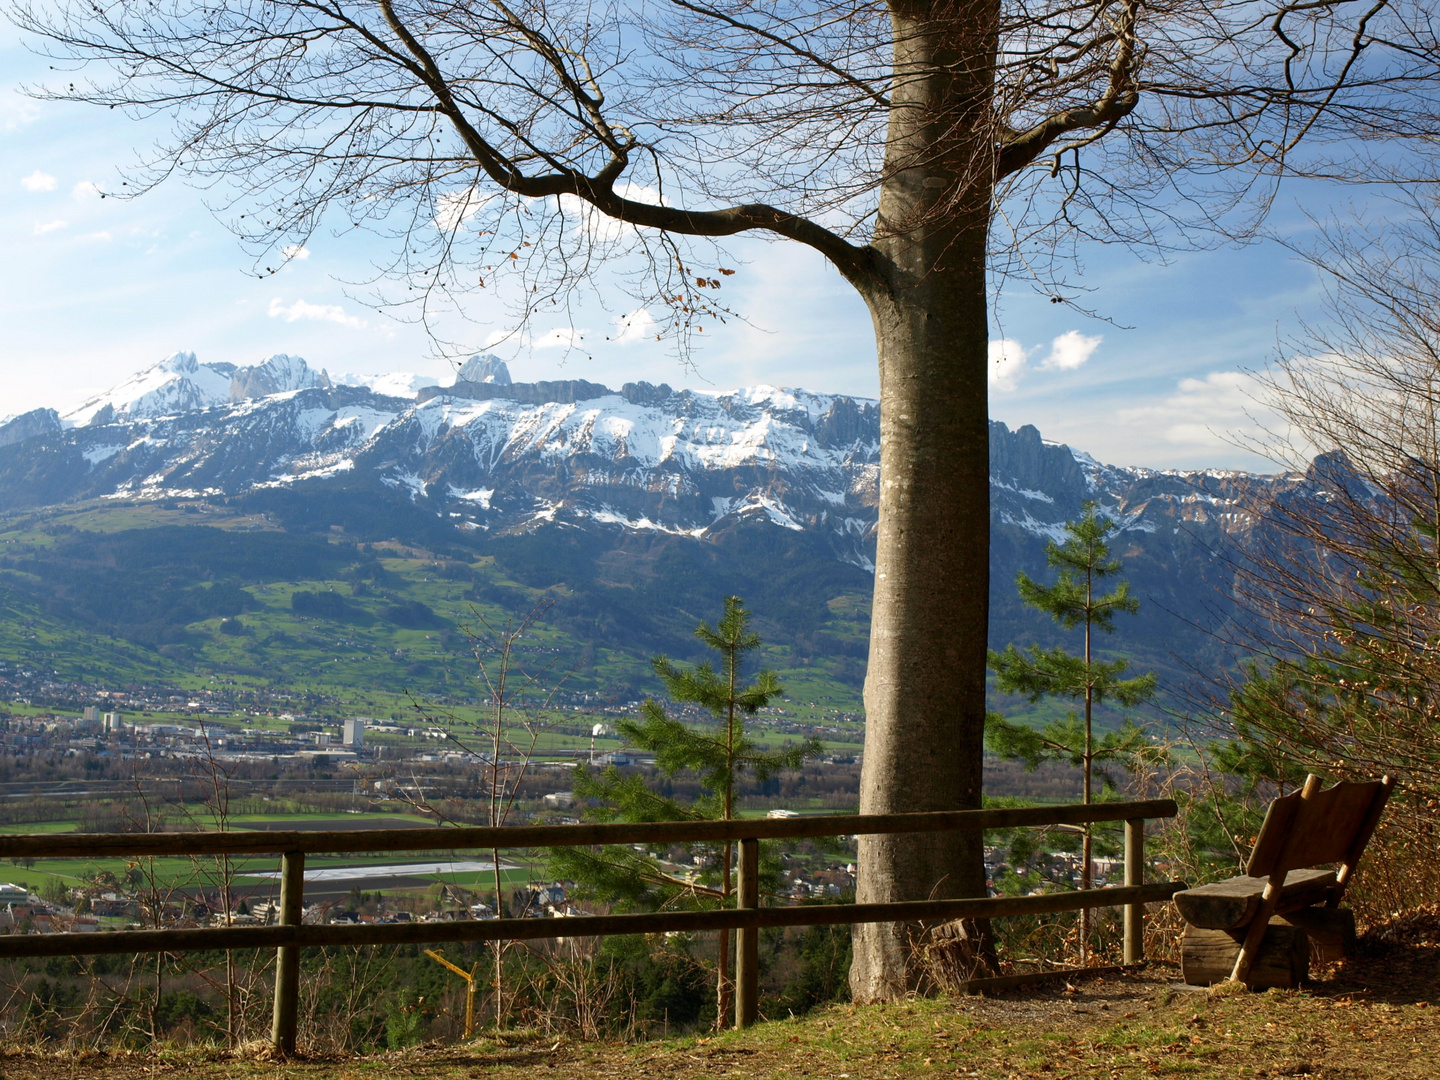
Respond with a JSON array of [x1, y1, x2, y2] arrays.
[[0, 799, 1179, 859], [0, 882, 1183, 957], [0, 798, 1182, 1053]]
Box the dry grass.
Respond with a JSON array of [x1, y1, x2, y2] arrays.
[[5, 915, 1436, 1080]]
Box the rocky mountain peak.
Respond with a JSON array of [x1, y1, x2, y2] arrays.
[[229, 354, 332, 400], [454, 354, 511, 386], [64, 351, 339, 427], [0, 408, 62, 449]]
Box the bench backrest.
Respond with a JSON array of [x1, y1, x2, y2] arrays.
[[1246, 774, 1393, 884]]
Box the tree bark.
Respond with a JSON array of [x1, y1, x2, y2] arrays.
[[850, 0, 998, 1002]]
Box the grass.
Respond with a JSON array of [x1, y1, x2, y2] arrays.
[[224, 812, 439, 827], [4, 966, 1436, 1079], [0, 497, 1167, 738], [0, 820, 83, 834]]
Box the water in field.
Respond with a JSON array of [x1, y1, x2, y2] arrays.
[[246, 859, 516, 883]]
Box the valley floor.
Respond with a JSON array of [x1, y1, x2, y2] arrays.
[[10, 938, 1438, 1080]]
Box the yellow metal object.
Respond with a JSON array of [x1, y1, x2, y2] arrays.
[[424, 948, 479, 1039]]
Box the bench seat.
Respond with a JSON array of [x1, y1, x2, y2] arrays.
[[1173, 867, 1337, 930]]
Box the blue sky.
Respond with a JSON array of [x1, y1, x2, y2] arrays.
[[0, 26, 1332, 472]]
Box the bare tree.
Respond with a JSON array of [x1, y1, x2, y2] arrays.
[[399, 600, 565, 1026], [12, 0, 1440, 997], [1226, 190, 1440, 807]]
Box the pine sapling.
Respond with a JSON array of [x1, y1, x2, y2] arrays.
[[554, 596, 821, 1028], [987, 502, 1158, 963]]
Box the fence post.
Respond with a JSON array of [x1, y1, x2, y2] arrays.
[[271, 850, 305, 1055], [1123, 819, 1144, 965], [735, 837, 759, 1029]]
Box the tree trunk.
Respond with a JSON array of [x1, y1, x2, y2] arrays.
[[849, 0, 999, 1002]]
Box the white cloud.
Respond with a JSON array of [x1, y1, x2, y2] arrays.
[[435, 186, 494, 231], [558, 182, 663, 243], [267, 296, 368, 330], [0, 93, 40, 134], [617, 182, 664, 205], [33, 219, 68, 234], [532, 326, 586, 350], [483, 328, 517, 348], [611, 307, 658, 345], [281, 244, 311, 260], [990, 330, 1101, 390], [1041, 330, 1102, 371], [22, 170, 57, 192], [72, 181, 100, 200], [988, 338, 1033, 391], [1116, 370, 1273, 450]]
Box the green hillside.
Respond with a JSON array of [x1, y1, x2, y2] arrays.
[[0, 497, 1162, 739], [0, 499, 870, 723]]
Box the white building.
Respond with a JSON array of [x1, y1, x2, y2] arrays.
[[343, 718, 365, 747], [0, 883, 31, 904]]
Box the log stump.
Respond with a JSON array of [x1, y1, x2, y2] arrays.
[[1282, 907, 1357, 965], [1181, 918, 1310, 989]]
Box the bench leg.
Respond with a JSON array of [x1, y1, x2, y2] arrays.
[[1230, 873, 1286, 987], [1233, 773, 1324, 987]]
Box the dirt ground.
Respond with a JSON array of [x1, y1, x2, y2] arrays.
[[6, 912, 1437, 1080]]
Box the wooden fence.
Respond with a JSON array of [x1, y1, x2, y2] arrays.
[[0, 798, 1182, 1053]]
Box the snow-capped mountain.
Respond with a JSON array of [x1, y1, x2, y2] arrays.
[[0, 350, 1288, 600], [0, 407, 61, 450], [2, 356, 887, 566], [228, 354, 332, 402], [0, 351, 1281, 555], [335, 371, 440, 398], [62, 351, 333, 426], [0, 350, 1297, 673]]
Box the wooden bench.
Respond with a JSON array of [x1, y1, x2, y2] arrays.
[[1174, 773, 1392, 989]]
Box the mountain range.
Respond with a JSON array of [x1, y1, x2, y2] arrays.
[[0, 350, 1285, 706]]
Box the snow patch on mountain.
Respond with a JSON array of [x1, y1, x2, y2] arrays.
[[997, 509, 1074, 543], [259, 458, 356, 487], [66, 352, 234, 425], [291, 405, 402, 445], [336, 371, 440, 398], [582, 506, 707, 537], [448, 486, 494, 509], [385, 471, 429, 499], [82, 444, 124, 466]]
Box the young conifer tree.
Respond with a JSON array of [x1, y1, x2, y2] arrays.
[[553, 596, 821, 1027], [986, 502, 1157, 961]]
